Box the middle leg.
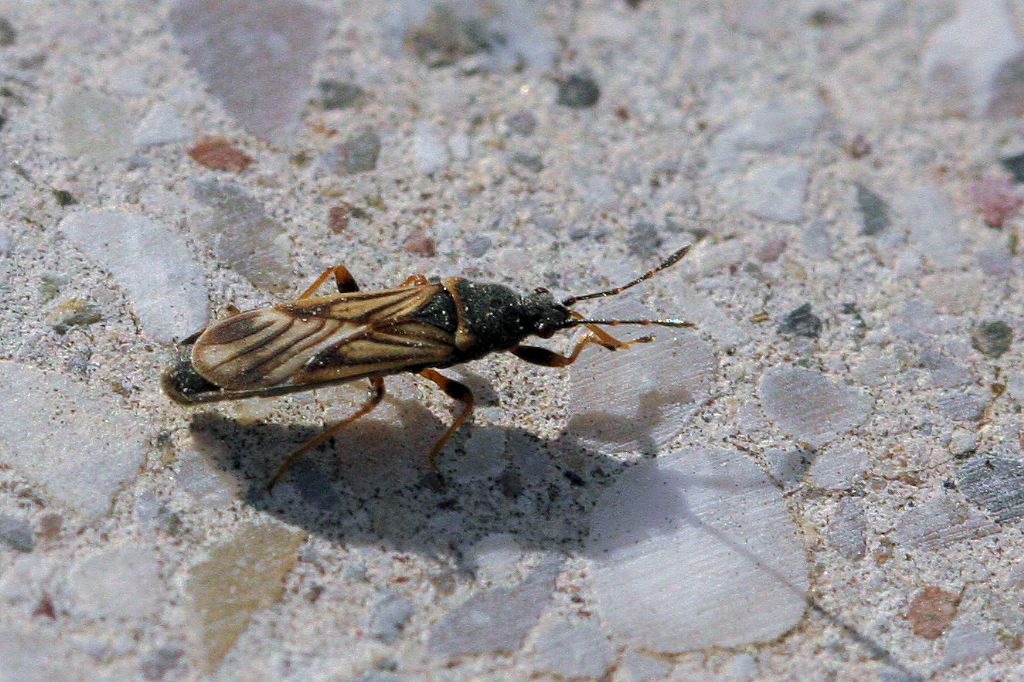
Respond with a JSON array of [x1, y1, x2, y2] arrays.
[[298, 264, 360, 299], [419, 369, 475, 469]]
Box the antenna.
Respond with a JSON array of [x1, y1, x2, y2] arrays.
[[562, 244, 692, 307]]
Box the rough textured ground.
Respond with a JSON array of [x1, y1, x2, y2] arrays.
[[1, 1, 1024, 680]]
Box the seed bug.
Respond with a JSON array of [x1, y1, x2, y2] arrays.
[[163, 245, 695, 489]]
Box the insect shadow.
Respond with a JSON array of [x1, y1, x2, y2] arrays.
[[189, 395, 678, 559]]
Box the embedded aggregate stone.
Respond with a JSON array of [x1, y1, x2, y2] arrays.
[[921, 0, 1024, 118], [893, 186, 962, 268], [711, 95, 825, 167], [742, 162, 809, 223], [587, 447, 808, 651], [892, 495, 996, 551], [132, 103, 190, 147], [56, 88, 132, 163], [428, 557, 563, 657], [759, 366, 873, 447], [0, 361, 147, 521], [59, 210, 209, 343], [856, 183, 890, 236], [557, 73, 601, 108], [0, 515, 33, 552], [778, 303, 822, 338], [956, 455, 1024, 522], [828, 498, 866, 560], [169, 0, 334, 141], [185, 523, 306, 670], [189, 179, 291, 292], [413, 120, 450, 175], [569, 301, 716, 454], [971, 320, 1013, 358], [68, 545, 163, 620], [525, 619, 615, 680], [941, 622, 1001, 667]]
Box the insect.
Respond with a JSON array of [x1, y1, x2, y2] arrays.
[[163, 245, 694, 489]]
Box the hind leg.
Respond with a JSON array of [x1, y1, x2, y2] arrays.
[[298, 265, 360, 299]]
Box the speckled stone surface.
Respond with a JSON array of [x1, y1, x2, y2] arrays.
[[2, 1, 1024, 680]]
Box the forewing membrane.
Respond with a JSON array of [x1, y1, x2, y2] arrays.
[[191, 285, 455, 390]]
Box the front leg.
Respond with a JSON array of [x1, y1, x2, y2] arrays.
[[510, 333, 654, 367]]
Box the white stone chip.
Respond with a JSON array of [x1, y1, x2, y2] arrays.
[[809, 446, 870, 490], [132, 102, 190, 147], [587, 447, 809, 652], [0, 361, 148, 521], [711, 96, 825, 168], [942, 621, 1002, 667], [569, 301, 717, 454], [893, 186, 963, 269], [741, 162, 810, 224], [60, 210, 209, 343], [67, 545, 163, 620], [921, 0, 1024, 118], [413, 120, 450, 174], [759, 366, 873, 447], [525, 619, 615, 680]]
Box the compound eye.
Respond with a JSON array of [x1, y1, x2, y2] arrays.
[[536, 323, 556, 339]]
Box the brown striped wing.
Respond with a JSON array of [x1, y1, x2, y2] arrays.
[[192, 284, 454, 390]]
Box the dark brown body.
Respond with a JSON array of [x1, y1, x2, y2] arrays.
[[162, 248, 692, 488], [163, 277, 569, 405]]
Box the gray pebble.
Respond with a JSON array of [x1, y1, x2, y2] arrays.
[[0, 515, 33, 552], [324, 127, 381, 174], [0, 17, 15, 46], [56, 89, 133, 163], [506, 109, 537, 136], [510, 152, 543, 173], [369, 591, 415, 643], [936, 392, 987, 423], [779, 303, 822, 338], [465, 235, 492, 258], [827, 498, 866, 560], [971, 320, 1013, 358], [557, 73, 600, 109], [525, 620, 615, 680], [132, 103, 190, 147], [190, 179, 292, 292], [139, 647, 184, 681], [948, 430, 978, 456], [759, 366, 873, 447], [800, 218, 832, 259], [626, 222, 663, 258], [169, 0, 334, 141], [809, 447, 869, 490], [317, 80, 365, 109], [1000, 152, 1024, 183], [856, 183, 890, 236], [957, 455, 1024, 522], [59, 210, 210, 341], [764, 447, 814, 489], [922, 0, 1023, 119], [941, 622, 1002, 667], [428, 557, 562, 656], [893, 495, 996, 550]]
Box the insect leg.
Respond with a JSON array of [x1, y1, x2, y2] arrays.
[[570, 311, 632, 349], [419, 369, 475, 469], [399, 274, 430, 287], [267, 377, 385, 490], [510, 332, 653, 368], [298, 265, 361, 299]]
